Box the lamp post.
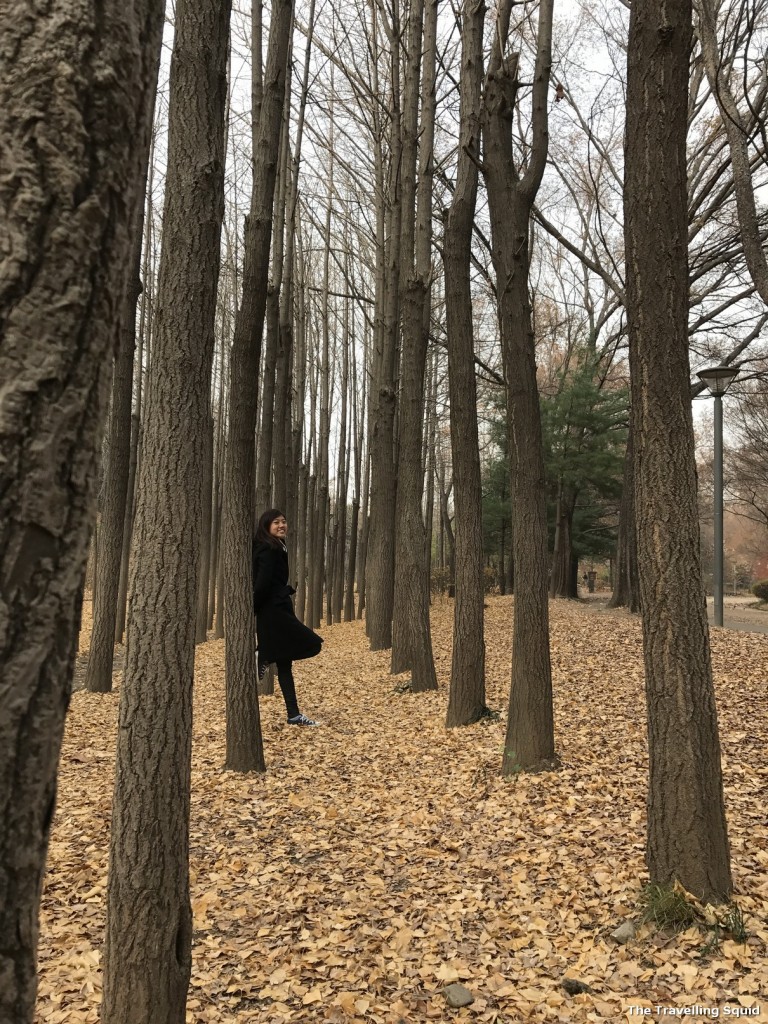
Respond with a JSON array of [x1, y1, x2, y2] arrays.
[[696, 365, 739, 626]]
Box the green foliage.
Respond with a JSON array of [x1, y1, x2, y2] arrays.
[[751, 579, 768, 602], [540, 358, 628, 561], [640, 883, 697, 930], [481, 355, 628, 572]]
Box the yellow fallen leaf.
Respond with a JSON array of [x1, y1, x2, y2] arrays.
[[435, 963, 459, 983]]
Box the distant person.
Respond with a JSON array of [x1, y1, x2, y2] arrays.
[[253, 508, 322, 726]]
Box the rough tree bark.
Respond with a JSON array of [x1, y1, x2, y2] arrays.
[[482, 0, 556, 773], [0, 0, 163, 1019], [625, 0, 732, 901], [101, 0, 230, 1016], [223, 0, 293, 772], [445, 0, 487, 726]]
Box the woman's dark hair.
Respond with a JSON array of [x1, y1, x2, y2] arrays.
[[255, 508, 286, 547]]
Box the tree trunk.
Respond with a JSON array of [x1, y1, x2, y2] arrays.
[[116, 182, 154, 643], [102, 0, 229, 1015], [86, 192, 151, 692], [445, 0, 486, 726], [0, 3, 163, 1020], [316, 124, 333, 627], [625, 0, 731, 901], [549, 488, 577, 599], [482, 0, 556, 773], [391, 0, 438, 691], [609, 416, 641, 611], [223, 0, 293, 773], [255, 90, 290, 512], [366, 0, 401, 651], [196, 410, 214, 643]]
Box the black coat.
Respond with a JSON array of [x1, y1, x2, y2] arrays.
[[252, 540, 323, 663]]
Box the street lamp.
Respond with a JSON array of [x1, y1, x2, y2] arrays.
[[696, 364, 739, 627]]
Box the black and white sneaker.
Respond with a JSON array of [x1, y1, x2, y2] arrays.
[[287, 714, 318, 727]]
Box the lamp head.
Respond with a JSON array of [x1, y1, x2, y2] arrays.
[[696, 365, 739, 396]]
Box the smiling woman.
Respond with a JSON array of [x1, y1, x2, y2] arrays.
[[252, 508, 323, 725]]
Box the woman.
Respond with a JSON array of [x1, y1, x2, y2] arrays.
[[252, 508, 322, 726]]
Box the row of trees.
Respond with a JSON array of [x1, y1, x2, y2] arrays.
[[4, 0, 768, 1020]]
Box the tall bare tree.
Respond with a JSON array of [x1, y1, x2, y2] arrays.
[[482, 0, 556, 772], [0, 0, 163, 1017], [625, 0, 732, 901], [223, 0, 293, 772], [390, 0, 440, 690], [366, 0, 401, 651], [444, 0, 487, 726], [101, 0, 231, 1015]]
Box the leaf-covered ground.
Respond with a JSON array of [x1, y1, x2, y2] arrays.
[[38, 597, 768, 1022]]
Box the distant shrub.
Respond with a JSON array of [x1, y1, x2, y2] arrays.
[[430, 567, 451, 596], [751, 579, 768, 602], [483, 567, 498, 595]]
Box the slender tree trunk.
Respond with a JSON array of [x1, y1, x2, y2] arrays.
[[223, 0, 293, 773], [344, 321, 362, 621], [391, 0, 438, 691], [437, 468, 456, 586], [0, 2, 163, 1019], [316, 108, 334, 627], [86, 185, 152, 692], [196, 410, 214, 642], [296, 461, 309, 620], [549, 488, 577, 599], [333, 297, 350, 624], [355, 323, 371, 620], [116, 180, 154, 643], [424, 349, 438, 587], [255, 87, 291, 512], [610, 416, 641, 611], [357, 445, 371, 619], [445, 0, 486, 726], [625, 0, 731, 902], [102, 0, 229, 1015], [366, 0, 401, 651], [208, 338, 228, 628], [483, 0, 556, 773]]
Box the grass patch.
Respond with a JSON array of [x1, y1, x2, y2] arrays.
[[640, 883, 697, 931]]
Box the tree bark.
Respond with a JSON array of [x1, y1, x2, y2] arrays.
[[223, 0, 293, 773], [482, 0, 556, 773], [625, 0, 732, 901], [0, 1, 163, 1019], [445, 0, 487, 726]]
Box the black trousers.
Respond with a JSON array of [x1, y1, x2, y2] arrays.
[[275, 660, 300, 719]]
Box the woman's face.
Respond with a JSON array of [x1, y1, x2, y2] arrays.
[[269, 515, 288, 539]]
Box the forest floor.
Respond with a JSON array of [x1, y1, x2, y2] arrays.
[[38, 597, 768, 1023]]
